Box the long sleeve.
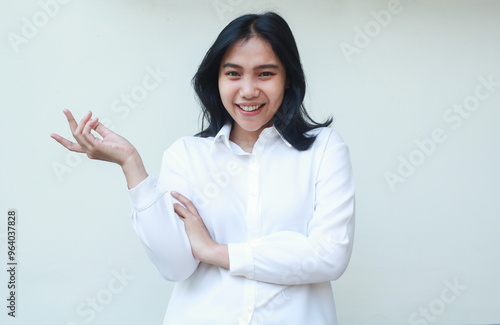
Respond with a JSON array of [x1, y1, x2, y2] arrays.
[[129, 140, 199, 281], [228, 130, 355, 285], [127, 125, 351, 324]]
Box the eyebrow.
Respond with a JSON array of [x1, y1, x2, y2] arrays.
[[222, 62, 280, 70]]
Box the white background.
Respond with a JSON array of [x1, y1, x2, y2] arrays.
[[1, 0, 499, 324]]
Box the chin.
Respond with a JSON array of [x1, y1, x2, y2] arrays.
[[239, 120, 271, 132], [239, 124, 262, 132]]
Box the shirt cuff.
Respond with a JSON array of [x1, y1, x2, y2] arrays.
[[128, 174, 160, 211], [228, 242, 254, 278]]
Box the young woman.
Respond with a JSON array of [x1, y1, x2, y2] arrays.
[[51, 12, 355, 325]]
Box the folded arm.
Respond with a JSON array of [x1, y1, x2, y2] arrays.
[[228, 139, 355, 285]]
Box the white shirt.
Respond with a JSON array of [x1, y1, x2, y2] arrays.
[[128, 123, 355, 325]]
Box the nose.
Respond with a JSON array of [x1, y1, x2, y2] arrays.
[[239, 76, 259, 98]]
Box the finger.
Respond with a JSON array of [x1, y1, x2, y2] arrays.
[[82, 117, 99, 136], [61, 109, 91, 150], [173, 202, 190, 219], [93, 120, 113, 138], [62, 109, 79, 133], [75, 114, 99, 150], [171, 191, 198, 213], [84, 118, 104, 147], [50, 133, 85, 153], [74, 111, 92, 135]]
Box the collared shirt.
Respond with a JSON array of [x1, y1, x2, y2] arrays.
[[128, 123, 355, 325]]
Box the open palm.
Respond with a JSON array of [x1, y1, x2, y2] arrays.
[[51, 109, 136, 166]]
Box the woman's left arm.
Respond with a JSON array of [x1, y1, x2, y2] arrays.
[[227, 139, 355, 285]]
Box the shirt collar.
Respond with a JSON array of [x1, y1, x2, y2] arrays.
[[259, 125, 292, 147], [212, 123, 233, 153], [211, 122, 292, 154]]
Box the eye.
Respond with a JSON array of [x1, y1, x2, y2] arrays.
[[259, 71, 275, 77], [225, 71, 240, 77]]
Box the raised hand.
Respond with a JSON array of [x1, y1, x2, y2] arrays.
[[51, 109, 148, 188], [51, 109, 136, 165]]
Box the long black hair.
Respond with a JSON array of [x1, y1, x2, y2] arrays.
[[193, 12, 332, 151]]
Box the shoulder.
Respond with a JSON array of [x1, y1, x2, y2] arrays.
[[169, 135, 212, 148], [306, 127, 347, 150], [308, 128, 353, 181], [163, 135, 213, 158], [307, 127, 351, 171], [160, 135, 213, 170]]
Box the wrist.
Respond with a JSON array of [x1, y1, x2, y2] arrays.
[[200, 243, 229, 269], [121, 152, 148, 189]]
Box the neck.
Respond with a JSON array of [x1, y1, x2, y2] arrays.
[[229, 122, 272, 153]]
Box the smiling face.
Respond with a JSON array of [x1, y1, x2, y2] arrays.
[[218, 36, 287, 141]]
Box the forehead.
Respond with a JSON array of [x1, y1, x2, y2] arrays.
[[221, 37, 282, 67]]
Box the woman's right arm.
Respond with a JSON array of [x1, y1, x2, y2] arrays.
[[51, 109, 199, 281], [129, 148, 201, 281]]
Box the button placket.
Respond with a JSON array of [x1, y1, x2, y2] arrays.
[[246, 154, 260, 239]]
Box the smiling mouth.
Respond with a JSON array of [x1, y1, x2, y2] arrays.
[[237, 104, 264, 112]]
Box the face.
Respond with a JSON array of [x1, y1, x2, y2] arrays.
[[218, 37, 287, 138]]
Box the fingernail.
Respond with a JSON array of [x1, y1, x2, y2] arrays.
[[171, 191, 178, 195]]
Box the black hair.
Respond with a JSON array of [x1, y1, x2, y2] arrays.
[[193, 12, 332, 151]]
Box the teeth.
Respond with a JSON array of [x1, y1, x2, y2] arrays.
[[238, 104, 261, 112]]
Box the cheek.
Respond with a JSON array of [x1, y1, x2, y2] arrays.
[[269, 85, 286, 105], [218, 80, 233, 103], [268, 76, 286, 101]]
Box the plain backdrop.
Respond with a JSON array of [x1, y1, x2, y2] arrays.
[[1, 0, 499, 324]]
